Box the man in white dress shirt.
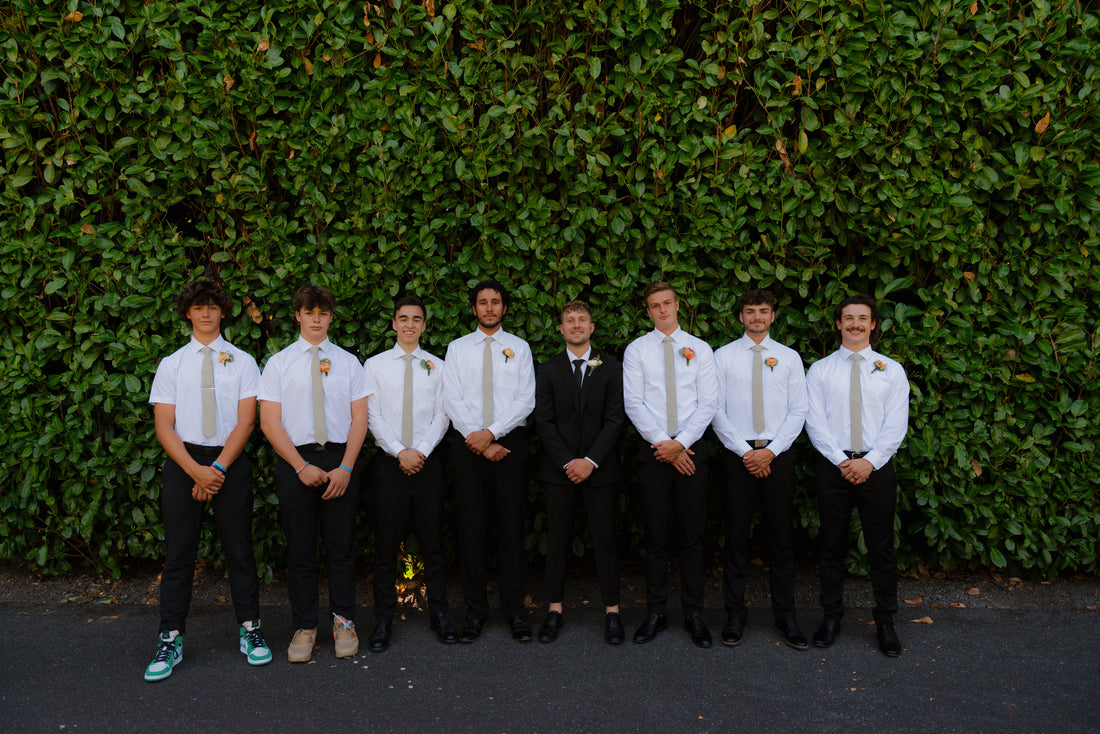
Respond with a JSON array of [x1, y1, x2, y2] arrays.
[[364, 296, 456, 650], [623, 281, 718, 647], [259, 285, 371, 663], [805, 294, 910, 657], [145, 279, 270, 681], [442, 279, 536, 643], [712, 288, 809, 650]]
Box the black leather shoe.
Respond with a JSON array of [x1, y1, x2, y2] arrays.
[[876, 620, 902, 657], [632, 612, 667, 643], [683, 613, 712, 649], [509, 614, 533, 642], [813, 618, 841, 648], [604, 612, 625, 645], [538, 611, 563, 642], [721, 616, 746, 646], [775, 618, 809, 650], [430, 612, 458, 644], [459, 615, 488, 643], [368, 619, 392, 652]]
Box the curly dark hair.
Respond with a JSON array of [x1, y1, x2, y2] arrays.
[[174, 280, 231, 321]]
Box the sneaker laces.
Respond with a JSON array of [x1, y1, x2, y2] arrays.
[[333, 613, 355, 633], [152, 638, 176, 663], [243, 625, 268, 649]]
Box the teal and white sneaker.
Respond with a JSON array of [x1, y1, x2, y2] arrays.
[[239, 620, 273, 666], [144, 631, 183, 682]]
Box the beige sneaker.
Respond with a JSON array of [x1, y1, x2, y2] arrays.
[[333, 615, 359, 658], [287, 628, 317, 663]]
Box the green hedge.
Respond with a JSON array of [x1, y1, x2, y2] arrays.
[[1, 0, 1097, 579]]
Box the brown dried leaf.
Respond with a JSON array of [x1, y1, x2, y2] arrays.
[[903, 597, 923, 605], [969, 2, 978, 14], [257, 39, 270, 53], [246, 300, 263, 324], [424, 0, 435, 15], [963, 271, 976, 281], [911, 616, 934, 624], [1034, 111, 1050, 134], [303, 57, 313, 76], [223, 76, 235, 91], [64, 11, 83, 21], [992, 572, 1003, 583], [80, 224, 94, 235], [791, 75, 802, 96], [950, 601, 966, 608], [373, 53, 382, 69], [775, 138, 792, 172], [970, 458, 982, 477], [965, 587, 980, 595]]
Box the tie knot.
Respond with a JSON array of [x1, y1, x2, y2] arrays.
[[850, 353, 863, 362], [751, 345, 764, 353], [662, 336, 674, 344], [573, 358, 585, 367], [309, 346, 320, 355], [403, 353, 416, 363], [485, 336, 495, 344], [200, 346, 212, 354]]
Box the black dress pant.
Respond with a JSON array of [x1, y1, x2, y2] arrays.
[[637, 440, 708, 616], [274, 446, 363, 629], [450, 429, 529, 619], [543, 479, 620, 608], [720, 447, 798, 623], [815, 456, 898, 622], [159, 445, 259, 634], [371, 452, 448, 620]]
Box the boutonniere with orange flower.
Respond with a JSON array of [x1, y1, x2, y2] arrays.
[[872, 360, 886, 373], [502, 348, 515, 363], [765, 356, 778, 372], [680, 347, 695, 365], [319, 358, 332, 376], [421, 359, 435, 375], [218, 352, 233, 366]]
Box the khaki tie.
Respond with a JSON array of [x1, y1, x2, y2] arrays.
[[401, 354, 415, 448], [200, 347, 215, 439], [482, 336, 494, 429], [663, 336, 678, 436], [849, 353, 863, 452], [309, 346, 328, 445], [751, 345, 765, 434]]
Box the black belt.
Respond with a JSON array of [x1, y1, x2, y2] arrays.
[[747, 439, 772, 449], [296, 442, 347, 453], [184, 442, 222, 457], [844, 450, 868, 460]]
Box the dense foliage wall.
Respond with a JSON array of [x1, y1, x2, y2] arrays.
[[2, 0, 1097, 579]]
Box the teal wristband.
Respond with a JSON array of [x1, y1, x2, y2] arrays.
[[339, 464, 352, 473], [211, 461, 227, 473], [295, 461, 309, 474]]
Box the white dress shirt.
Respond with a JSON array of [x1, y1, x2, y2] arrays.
[[259, 337, 371, 445], [365, 344, 450, 457], [623, 326, 717, 448], [442, 327, 535, 439], [566, 347, 592, 388], [712, 334, 807, 457], [805, 345, 910, 469], [149, 335, 260, 446]]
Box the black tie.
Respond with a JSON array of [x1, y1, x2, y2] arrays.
[[572, 358, 585, 392]]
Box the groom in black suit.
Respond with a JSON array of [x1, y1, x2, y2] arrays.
[[534, 300, 627, 644]]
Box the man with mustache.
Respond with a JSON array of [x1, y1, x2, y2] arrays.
[[805, 294, 910, 657], [443, 280, 536, 642], [712, 288, 808, 650]]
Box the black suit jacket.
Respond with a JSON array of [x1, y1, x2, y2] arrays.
[[534, 348, 625, 487]]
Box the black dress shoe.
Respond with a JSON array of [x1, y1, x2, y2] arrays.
[[721, 616, 746, 646], [876, 620, 902, 657], [813, 618, 841, 648], [775, 619, 809, 650], [368, 619, 392, 652], [604, 612, 625, 645], [632, 612, 667, 643], [538, 611, 564, 642], [430, 612, 458, 644], [509, 614, 533, 642], [683, 613, 712, 649], [459, 615, 488, 643]]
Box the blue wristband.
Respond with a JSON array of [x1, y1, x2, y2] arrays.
[[211, 461, 227, 473], [339, 464, 352, 473], [295, 461, 309, 474]]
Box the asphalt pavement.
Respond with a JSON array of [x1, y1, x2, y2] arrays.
[[2, 567, 1098, 733]]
